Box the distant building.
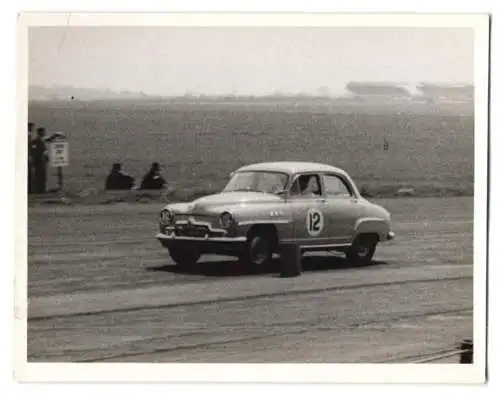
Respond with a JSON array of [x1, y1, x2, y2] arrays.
[[343, 81, 473, 102], [415, 83, 474, 101], [345, 82, 411, 98]]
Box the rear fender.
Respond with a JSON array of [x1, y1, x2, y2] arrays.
[[354, 217, 390, 242]]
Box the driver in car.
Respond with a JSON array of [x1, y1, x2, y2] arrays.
[[291, 175, 321, 197]]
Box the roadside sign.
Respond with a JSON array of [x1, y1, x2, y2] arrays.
[[50, 141, 69, 168]]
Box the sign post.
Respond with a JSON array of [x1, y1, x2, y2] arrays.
[[49, 138, 69, 191]]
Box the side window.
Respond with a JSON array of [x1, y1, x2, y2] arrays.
[[289, 174, 322, 197], [323, 174, 353, 198]]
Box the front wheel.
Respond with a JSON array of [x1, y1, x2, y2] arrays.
[[345, 234, 378, 266], [240, 230, 275, 273], [168, 246, 201, 271]]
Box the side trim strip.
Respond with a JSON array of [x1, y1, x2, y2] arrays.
[[300, 243, 352, 250], [238, 220, 292, 226], [280, 239, 352, 249]]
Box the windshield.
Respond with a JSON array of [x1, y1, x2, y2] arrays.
[[223, 171, 289, 194]]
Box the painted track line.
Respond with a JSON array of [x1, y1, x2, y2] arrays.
[[28, 264, 471, 321], [74, 307, 471, 363]]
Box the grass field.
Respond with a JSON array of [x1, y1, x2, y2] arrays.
[[27, 99, 474, 203]]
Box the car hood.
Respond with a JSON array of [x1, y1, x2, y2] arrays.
[[168, 191, 283, 215]]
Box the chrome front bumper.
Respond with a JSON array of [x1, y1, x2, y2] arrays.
[[156, 232, 247, 255], [156, 233, 246, 243]]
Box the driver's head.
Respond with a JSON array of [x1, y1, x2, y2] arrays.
[[307, 176, 319, 193]]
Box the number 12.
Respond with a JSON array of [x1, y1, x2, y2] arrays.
[[309, 212, 321, 232]]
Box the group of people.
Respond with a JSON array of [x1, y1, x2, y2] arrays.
[[28, 119, 166, 194], [105, 162, 167, 191]]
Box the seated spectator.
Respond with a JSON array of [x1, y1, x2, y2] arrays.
[[140, 162, 166, 190], [105, 163, 135, 190]]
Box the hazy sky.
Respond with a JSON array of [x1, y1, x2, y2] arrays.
[[29, 27, 474, 95]]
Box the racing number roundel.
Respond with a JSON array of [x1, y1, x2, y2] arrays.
[[306, 208, 324, 236]]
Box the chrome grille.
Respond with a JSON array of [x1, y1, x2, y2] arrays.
[[171, 214, 226, 238], [175, 224, 210, 238], [175, 214, 215, 225]]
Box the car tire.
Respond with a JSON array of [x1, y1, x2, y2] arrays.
[[345, 234, 378, 266], [240, 229, 275, 273], [168, 246, 201, 272]]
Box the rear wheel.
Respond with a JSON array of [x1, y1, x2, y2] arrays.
[[168, 246, 201, 271], [346, 234, 378, 266]]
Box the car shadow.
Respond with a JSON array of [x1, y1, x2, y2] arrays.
[[146, 254, 389, 277]]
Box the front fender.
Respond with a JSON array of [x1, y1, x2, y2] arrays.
[[162, 202, 193, 214], [233, 208, 294, 241]]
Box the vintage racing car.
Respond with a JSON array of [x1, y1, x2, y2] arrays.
[[156, 161, 395, 272]]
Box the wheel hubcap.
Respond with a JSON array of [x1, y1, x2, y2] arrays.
[[250, 237, 269, 265], [357, 244, 370, 258]]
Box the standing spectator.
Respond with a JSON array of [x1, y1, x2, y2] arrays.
[[30, 127, 49, 193], [140, 162, 166, 190], [105, 163, 135, 191], [27, 122, 35, 194]]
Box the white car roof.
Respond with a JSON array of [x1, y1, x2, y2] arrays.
[[235, 161, 349, 176]]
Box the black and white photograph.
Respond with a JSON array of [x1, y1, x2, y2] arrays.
[[15, 12, 489, 383]]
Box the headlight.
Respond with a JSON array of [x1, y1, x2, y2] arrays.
[[160, 209, 174, 225], [219, 212, 234, 229]]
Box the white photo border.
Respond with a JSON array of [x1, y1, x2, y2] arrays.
[[14, 12, 490, 384]]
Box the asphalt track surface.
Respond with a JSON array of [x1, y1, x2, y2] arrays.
[[27, 197, 473, 363]]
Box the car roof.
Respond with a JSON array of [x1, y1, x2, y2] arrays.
[[235, 161, 348, 176]]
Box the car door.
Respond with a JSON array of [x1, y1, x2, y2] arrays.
[[287, 172, 331, 248], [320, 172, 364, 244]]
